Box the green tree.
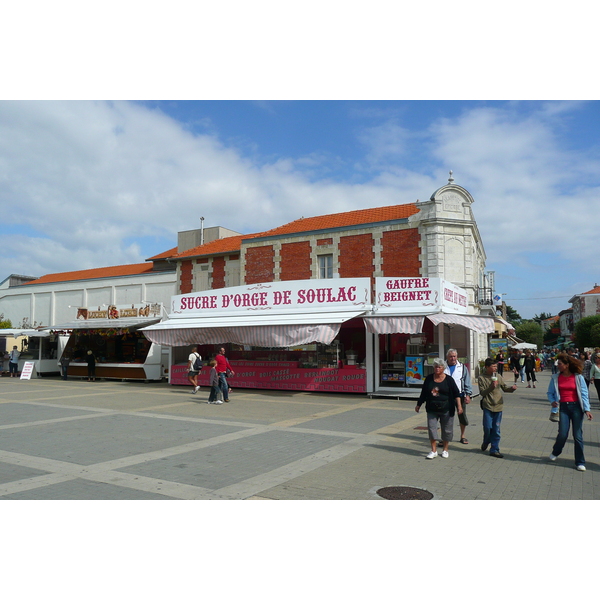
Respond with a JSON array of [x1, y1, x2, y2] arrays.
[[574, 315, 600, 348], [515, 321, 543, 348], [505, 305, 522, 322], [590, 323, 600, 348], [0, 314, 12, 329]]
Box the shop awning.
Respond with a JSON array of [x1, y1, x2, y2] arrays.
[[43, 317, 161, 331], [140, 311, 366, 347], [426, 313, 495, 334], [362, 316, 425, 335], [494, 317, 516, 333]]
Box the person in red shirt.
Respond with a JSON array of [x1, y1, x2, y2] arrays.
[[215, 347, 234, 403]]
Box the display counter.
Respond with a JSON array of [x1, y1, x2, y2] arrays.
[[171, 360, 367, 394]]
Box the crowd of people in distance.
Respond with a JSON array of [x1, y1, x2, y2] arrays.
[[415, 346, 597, 471]]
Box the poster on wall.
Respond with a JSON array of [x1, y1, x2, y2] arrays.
[[406, 356, 424, 385], [489, 338, 508, 358]]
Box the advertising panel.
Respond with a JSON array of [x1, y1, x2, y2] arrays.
[[170, 278, 372, 318]]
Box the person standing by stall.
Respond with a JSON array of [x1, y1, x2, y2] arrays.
[[444, 349, 472, 444], [206, 359, 223, 405], [86, 350, 96, 382], [215, 347, 234, 403], [477, 358, 517, 458], [187, 345, 202, 394], [59, 352, 70, 380], [415, 358, 462, 459], [8, 346, 20, 377]]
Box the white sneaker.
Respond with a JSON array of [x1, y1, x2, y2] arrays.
[[215, 400, 223, 405], [426, 451, 438, 459], [194, 386, 200, 392], [441, 450, 449, 458], [577, 464, 586, 471], [549, 454, 557, 461]]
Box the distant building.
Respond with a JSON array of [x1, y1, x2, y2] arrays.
[[569, 284, 600, 325]]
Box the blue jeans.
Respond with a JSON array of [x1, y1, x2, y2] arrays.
[[482, 408, 503, 453], [552, 402, 585, 466], [218, 372, 229, 401]]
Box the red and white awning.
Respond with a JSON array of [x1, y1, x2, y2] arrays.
[[140, 311, 366, 347], [362, 316, 425, 335], [426, 313, 495, 333]]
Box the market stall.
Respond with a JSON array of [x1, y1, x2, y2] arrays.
[[45, 303, 168, 380], [141, 278, 371, 393], [0, 329, 64, 377]]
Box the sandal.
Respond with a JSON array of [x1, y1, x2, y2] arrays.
[[460, 438, 469, 444]]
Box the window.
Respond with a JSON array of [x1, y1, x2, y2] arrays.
[[318, 254, 333, 279]]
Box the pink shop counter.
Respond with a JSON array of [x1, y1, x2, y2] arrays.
[[170, 360, 367, 394]]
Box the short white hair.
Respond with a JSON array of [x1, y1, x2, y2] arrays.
[[433, 358, 447, 369]]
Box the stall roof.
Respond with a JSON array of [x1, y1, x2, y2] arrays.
[[0, 329, 51, 337], [43, 317, 161, 331]]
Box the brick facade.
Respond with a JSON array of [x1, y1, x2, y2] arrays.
[[338, 233, 375, 279], [179, 260, 194, 294], [245, 245, 275, 284], [280, 241, 311, 281], [381, 229, 421, 277], [212, 256, 227, 289]]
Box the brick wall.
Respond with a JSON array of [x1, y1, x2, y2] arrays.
[[280, 241, 311, 281], [179, 260, 193, 294], [245, 245, 275, 284], [381, 229, 421, 276], [339, 234, 374, 279], [212, 256, 226, 289]]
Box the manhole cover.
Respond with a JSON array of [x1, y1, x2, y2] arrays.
[[376, 486, 433, 500]]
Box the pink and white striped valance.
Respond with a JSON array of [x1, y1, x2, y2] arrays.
[[426, 313, 495, 333], [362, 316, 425, 335]]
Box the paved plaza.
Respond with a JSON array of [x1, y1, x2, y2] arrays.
[[0, 369, 598, 500]]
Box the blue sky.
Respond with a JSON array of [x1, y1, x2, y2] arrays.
[[1, 99, 599, 320], [1, 5, 598, 322]]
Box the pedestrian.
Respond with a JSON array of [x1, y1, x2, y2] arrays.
[[477, 358, 517, 458], [495, 350, 505, 377], [59, 352, 70, 380], [86, 350, 96, 381], [8, 345, 20, 377], [548, 353, 593, 471], [215, 347, 234, 403], [415, 358, 462, 459], [579, 352, 592, 388], [187, 345, 202, 394], [523, 349, 537, 388], [206, 359, 223, 404], [590, 353, 600, 404], [509, 350, 521, 384], [444, 348, 472, 444], [518, 351, 526, 383]]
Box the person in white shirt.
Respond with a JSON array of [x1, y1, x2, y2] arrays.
[[187, 345, 202, 394]]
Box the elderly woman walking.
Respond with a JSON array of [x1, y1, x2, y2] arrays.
[[415, 358, 462, 459], [548, 353, 593, 471]]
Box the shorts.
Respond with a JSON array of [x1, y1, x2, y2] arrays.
[[457, 402, 469, 426], [427, 412, 454, 442], [188, 370, 199, 377]]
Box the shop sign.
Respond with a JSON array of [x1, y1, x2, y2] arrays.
[[171, 278, 372, 317], [375, 278, 468, 314], [20, 361, 35, 380], [75, 303, 163, 320]]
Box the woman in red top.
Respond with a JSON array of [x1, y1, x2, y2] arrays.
[[548, 354, 593, 471]]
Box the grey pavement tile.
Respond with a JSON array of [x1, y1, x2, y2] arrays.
[[115, 429, 345, 490], [2, 478, 172, 500], [0, 402, 95, 426], [291, 407, 413, 434], [0, 461, 50, 484], [0, 414, 245, 465]]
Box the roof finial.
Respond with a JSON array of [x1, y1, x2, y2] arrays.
[[448, 170, 454, 183]]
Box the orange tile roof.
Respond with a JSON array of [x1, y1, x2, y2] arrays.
[[254, 203, 420, 239], [583, 286, 600, 295], [175, 234, 258, 259], [175, 203, 420, 258], [24, 263, 155, 285], [147, 247, 178, 261]]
